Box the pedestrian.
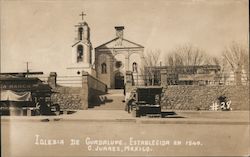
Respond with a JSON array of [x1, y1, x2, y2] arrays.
[[126, 93, 136, 113]]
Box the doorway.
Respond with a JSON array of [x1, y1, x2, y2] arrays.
[[114, 72, 124, 89]]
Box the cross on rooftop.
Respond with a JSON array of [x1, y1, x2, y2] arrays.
[[79, 11, 86, 21]]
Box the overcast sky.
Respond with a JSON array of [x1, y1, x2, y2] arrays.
[[1, 0, 248, 75]]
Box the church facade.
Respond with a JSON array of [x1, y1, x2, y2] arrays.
[[95, 26, 144, 89]]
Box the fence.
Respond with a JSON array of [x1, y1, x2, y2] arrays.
[[130, 72, 249, 86], [132, 74, 161, 86]]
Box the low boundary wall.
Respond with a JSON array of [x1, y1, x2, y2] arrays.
[[49, 72, 107, 110], [162, 85, 249, 110]]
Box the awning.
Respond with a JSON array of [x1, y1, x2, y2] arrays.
[[0, 90, 32, 101]]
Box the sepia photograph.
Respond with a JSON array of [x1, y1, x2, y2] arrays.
[[0, 0, 249, 156]]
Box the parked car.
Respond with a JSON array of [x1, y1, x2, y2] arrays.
[[126, 86, 163, 117]]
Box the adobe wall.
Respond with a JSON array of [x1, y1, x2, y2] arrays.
[[95, 53, 113, 88], [162, 85, 249, 110], [87, 74, 107, 104]]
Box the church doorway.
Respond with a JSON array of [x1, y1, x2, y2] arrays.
[[114, 72, 124, 89]]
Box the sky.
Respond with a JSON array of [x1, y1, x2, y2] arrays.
[[0, 0, 249, 75]]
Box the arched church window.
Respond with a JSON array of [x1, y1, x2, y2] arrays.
[[132, 62, 138, 72], [77, 45, 83, 62], [101, 63, 107, 74], [78, 27, 83, 40]]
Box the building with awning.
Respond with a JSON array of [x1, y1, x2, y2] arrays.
[[0, 74, 52, 109], [0, 90, 32, 101]]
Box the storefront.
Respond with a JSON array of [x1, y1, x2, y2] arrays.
[[0, 74, 52, 115]]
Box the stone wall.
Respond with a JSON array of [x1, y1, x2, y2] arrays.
[[162, 85, 249, 110], [51, 87, 85, 110]]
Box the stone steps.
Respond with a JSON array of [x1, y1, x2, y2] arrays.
[[89, 89, 125, 110]]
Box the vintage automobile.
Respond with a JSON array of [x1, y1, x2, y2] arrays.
[[126, 86, 163, 117]]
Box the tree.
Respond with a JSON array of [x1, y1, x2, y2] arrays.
[[141, 49, 161, 85], [163, 43, 223, 85], [222, 41, 249, 84], [165, 43, 212, 67]]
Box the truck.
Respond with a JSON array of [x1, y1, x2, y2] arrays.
[[126, 86, 163, 117]]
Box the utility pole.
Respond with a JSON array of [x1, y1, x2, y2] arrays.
[[26, 62, 30, 77]]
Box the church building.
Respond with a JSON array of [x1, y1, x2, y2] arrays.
[[95, 26, 144, 89], [67, 13, 144, 89]]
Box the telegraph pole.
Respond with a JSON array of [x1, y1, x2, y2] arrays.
[[26, 62, 30, 77]]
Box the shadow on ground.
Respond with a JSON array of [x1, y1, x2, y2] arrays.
[[56, 110, 185, 119], [88, 100, 113, 108], [125, 111, 186, 118], [161, 111, 185, 118], [59, 110, 77, 115], [88, 96, 113, 109]]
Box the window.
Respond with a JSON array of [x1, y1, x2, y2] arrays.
[[77, 45, 83, 62], [101, 63, 107, 74], [78, 27, 83, 40], [132, 62, 138, 72], [115, 61, 122, 68]]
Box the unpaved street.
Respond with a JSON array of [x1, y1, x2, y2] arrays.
[[1, 119, 249, 157]]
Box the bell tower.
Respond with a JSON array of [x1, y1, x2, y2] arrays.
[[67, 12, 94, 77], [72, 12, 91, 65]]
